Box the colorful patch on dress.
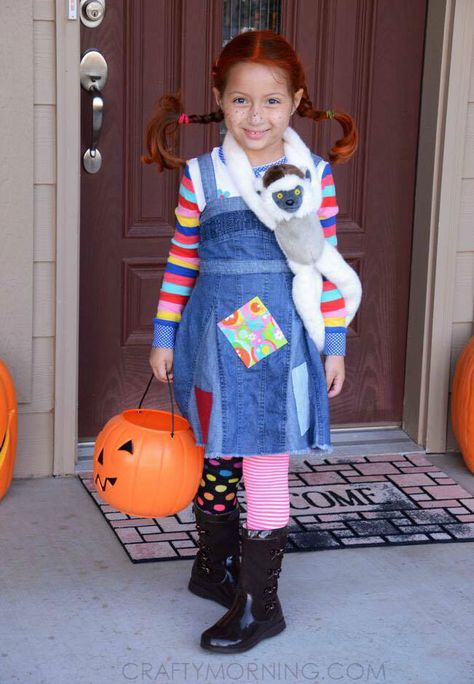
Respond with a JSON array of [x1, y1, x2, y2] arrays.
[[217, 295, 288, 368], [194, 386, 213, 443], [217, 187, 231, 199]]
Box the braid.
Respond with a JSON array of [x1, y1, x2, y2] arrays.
[[141, 89, 224, 172], [297, 90, 358, 165]]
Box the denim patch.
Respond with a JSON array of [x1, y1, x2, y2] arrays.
[[291, 362, 310, 436]]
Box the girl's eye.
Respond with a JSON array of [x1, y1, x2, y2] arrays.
[[231, 97, 281, 105], [276, 192, 283, 199], [294, 188, 301, 196]]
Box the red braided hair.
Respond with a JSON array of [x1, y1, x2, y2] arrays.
[[142, 30, 358, 172]]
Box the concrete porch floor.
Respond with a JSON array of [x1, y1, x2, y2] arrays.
[[1, 451, 474, 684]]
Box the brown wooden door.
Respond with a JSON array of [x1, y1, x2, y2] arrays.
[[79, 0, 427, 441]]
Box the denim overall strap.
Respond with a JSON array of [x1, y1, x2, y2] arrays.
[[197, 152, 218, 204]]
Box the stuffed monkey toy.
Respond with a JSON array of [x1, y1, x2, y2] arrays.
[[255, 163, 362, 353]]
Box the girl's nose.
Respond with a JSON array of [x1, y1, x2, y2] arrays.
[[249, 107, 263, 121]]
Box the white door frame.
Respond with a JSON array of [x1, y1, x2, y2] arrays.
[[53, 0, 466, 474], [404, 0, 474, 453], [54, 0, 81, 475]]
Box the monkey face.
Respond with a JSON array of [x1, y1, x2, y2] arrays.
[[272, 185, 304, 213], [256, 169, 319, 223]]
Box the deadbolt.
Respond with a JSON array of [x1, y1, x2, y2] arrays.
[[80, 0, 105, 28]]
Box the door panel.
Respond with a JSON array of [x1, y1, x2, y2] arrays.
[[285, 0, 427, 426], [80, 0, 223, 438], [80, 0, 427, 439]]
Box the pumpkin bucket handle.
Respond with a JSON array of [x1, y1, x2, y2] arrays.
[[138, 370, 176, 438]]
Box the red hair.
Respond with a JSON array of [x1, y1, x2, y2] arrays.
[[142, 30, 358, 172]]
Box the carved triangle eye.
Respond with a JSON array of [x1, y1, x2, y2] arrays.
[[97, 448, 104, 465], [118, 439, 133, 454]]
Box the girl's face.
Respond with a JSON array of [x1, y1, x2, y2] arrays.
[[213, 62, 304, 165]]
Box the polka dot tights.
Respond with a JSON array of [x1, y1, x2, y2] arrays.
[[194, 456, 242, 514]]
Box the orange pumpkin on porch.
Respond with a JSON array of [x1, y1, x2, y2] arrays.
[[451, 335, 474, 473], [93, 408, 204, 517], [0, 359, 18, 501]]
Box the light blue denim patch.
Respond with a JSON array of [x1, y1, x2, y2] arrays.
[[291, 361, 310, 436]]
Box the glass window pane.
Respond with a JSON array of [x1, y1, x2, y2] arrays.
[[223, 0, 281, 45]]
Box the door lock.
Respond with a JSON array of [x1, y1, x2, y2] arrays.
[[80, 50, 108, 173], [80, 0, 105, 28]]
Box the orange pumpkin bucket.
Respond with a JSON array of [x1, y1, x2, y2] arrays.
[[451, 335, 474, 473], [93, 370, 204, 518], [0, 359, 18, 502]]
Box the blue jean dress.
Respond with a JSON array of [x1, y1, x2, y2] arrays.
[[173, 151, 333, 459]]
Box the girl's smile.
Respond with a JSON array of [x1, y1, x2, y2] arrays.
[[243, 128, 269, 140]]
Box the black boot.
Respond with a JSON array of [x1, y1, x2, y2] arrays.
[[188, 501, 241, 609], [200, 524, 289, 653]]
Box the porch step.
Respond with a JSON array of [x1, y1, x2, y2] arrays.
[[321, 426, 425, 458], [75, 427, 424, 473]]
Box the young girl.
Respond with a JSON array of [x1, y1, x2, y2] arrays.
[[144, 30, 358, 654]]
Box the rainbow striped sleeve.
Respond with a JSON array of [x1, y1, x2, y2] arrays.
[[317, 161, 347, 356], [152, 162, 200, 348]]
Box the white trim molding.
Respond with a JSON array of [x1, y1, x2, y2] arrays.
[[54, 0, 81, 475], [427, 0, 474, 451]]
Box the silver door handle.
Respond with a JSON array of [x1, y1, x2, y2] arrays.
[[80, 49, 108, 173], [90, 87, 103, 157]]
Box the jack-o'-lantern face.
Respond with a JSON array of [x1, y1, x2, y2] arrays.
[[92, 409, 204, 518], [0, 359, 17, 501], [94, 439, 133, 492]]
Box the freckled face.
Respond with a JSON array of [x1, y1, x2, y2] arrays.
[[213, 62, 304, 166]]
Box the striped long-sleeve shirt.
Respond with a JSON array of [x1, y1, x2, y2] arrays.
[[318, 161, 347, 355], [153, 154, 347, 356]]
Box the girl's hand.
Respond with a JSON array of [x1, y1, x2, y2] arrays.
[[324, 355, 345, 398], [149, 347, 174, 383]]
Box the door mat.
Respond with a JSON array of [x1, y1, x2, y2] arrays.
[[78, 452, 474, 563]]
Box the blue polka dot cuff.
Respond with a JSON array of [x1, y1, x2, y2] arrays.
[[323, 331, 346, 357], [152, 320, 177, 349]]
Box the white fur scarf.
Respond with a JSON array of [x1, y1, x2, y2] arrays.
[[221, 126, 323, 229]]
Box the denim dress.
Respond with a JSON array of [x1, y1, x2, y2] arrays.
[[173, 151, 333, 459]]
